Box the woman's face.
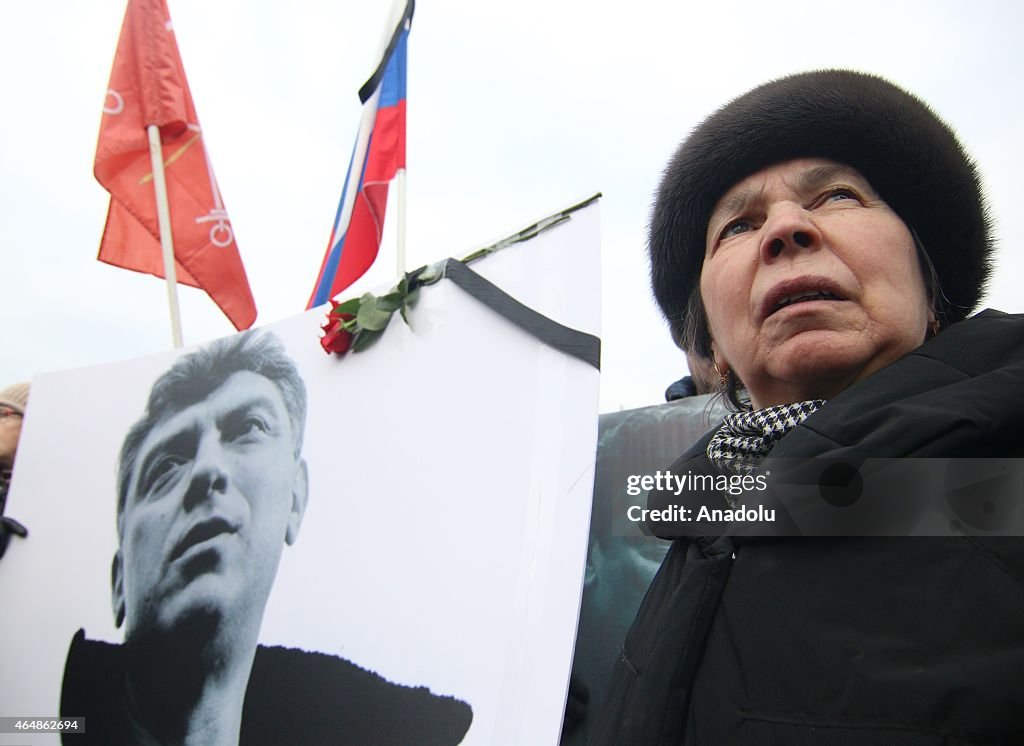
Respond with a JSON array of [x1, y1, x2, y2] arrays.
[[700, 158, 932, 408]]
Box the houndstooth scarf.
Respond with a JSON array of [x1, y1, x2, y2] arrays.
[[707, 399, 826, 476]]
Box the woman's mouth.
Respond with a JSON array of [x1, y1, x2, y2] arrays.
[[773, 289, 841, 313], [761, 277, 847, 321]]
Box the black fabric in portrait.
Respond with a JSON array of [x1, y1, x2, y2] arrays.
[[61, 629, 473, 745]]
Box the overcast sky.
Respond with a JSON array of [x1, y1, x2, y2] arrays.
[[1, 0, 1021, 411]]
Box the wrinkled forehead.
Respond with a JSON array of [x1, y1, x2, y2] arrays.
[[125, 371, 293, 499], [712, 158, 872, 217]]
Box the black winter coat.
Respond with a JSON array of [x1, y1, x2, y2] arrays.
[[589, 310, 1024, 745]]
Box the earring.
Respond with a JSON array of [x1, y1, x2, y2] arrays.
[[713, 363, 728, 387], [931, 319, 942, 337]]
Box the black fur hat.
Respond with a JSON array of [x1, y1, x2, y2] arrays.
[[650, 69, 993, 353]]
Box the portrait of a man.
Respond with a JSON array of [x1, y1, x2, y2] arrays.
[[59, 331, 473, 745]]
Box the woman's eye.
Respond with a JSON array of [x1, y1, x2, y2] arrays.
[[719, 219, 752, 240], [820, 187, 858, 204]]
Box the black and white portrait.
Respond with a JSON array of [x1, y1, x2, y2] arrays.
[[59, 331, 472, 745]]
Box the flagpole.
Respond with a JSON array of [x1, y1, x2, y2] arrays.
[[396, 167, 407, 280], [146, 124, 184, 348], [378, 0, 408, 283], [331, 0, 397, 284]]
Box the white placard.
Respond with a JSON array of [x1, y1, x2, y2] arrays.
[[0, 202, 601, 746]]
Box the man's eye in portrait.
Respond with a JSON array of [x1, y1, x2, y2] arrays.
[[222, 409, 275, 445], [141, 453, 189, 498]]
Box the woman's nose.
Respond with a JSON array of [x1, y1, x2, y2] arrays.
[[759, 202, 822, 261]]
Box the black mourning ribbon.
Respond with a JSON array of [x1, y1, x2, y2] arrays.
[[442, 259, 601, 371]]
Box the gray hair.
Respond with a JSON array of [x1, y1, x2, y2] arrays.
[[116, 331, 307, 528]]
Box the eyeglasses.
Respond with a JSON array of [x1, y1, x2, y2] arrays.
[[0, 406, 22, 420]]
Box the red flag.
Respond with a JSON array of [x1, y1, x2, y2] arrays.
[[96, 0, 256, 330]]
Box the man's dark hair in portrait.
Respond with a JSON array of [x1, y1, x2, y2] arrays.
[[61, 331, 472, 745]]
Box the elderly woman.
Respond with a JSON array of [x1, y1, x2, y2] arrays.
[[589, 71, 1024, 745]]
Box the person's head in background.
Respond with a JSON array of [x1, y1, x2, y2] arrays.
[[0, 382, 30, 505]]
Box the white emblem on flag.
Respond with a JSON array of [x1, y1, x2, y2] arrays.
[[188, 124, 234, 248], [104, 89, 124, 115]]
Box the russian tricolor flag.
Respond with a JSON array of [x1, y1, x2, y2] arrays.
[[308, 0, 413, 308]]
